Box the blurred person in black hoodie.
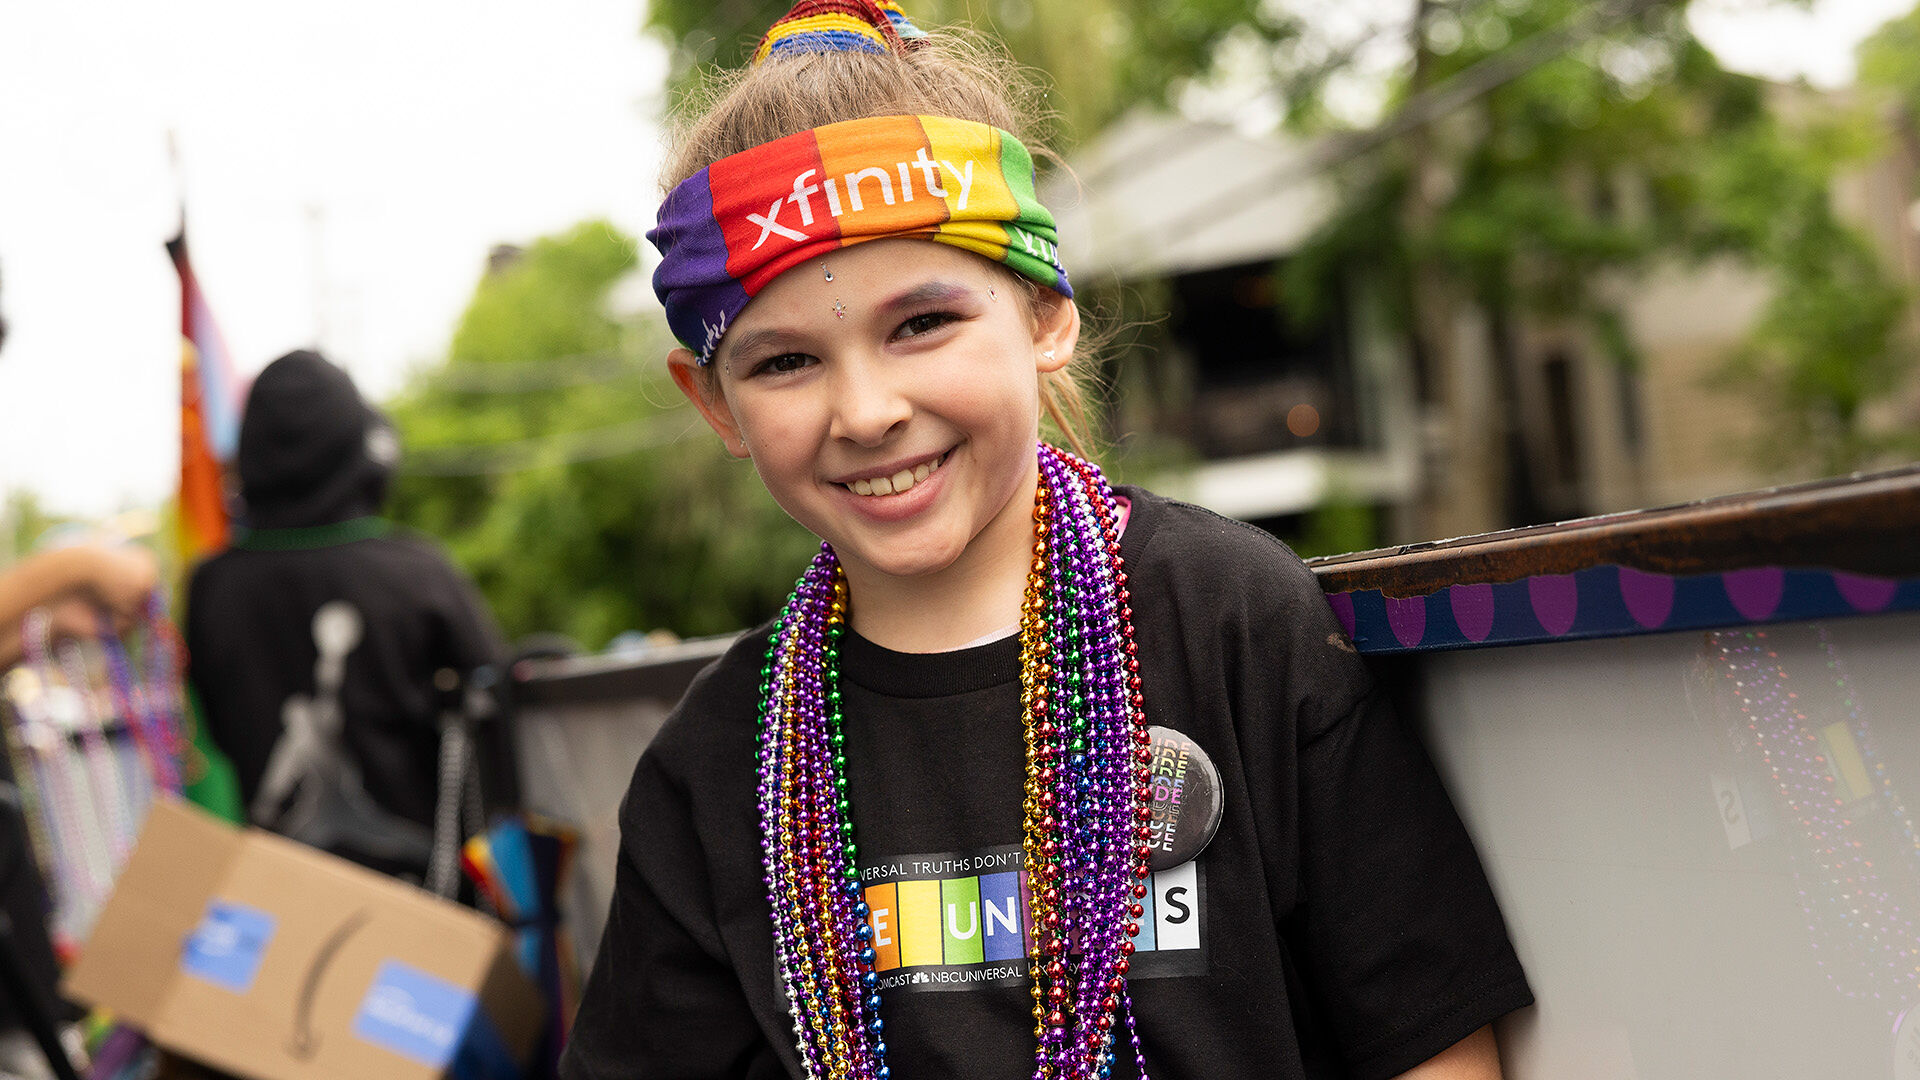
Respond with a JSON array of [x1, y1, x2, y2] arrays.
[[187, 349, 506, 882]]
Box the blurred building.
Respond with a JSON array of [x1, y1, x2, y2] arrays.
[[1048, 104, 1920, 545], [1047, 113, 1420, 540]]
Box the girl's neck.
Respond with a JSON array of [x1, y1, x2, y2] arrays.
[[840, 459, 1039, 654]]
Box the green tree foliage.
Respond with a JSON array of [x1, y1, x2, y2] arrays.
[[1859, 4, 1920, 118], [1702, 109, 1913, 474], [385, 222, 817, 649], [646, 0, 1299, 145], [392, 4, 1920, 649], [1290, 490, 1381, 560], [2, 490, 70, 564], [1283, 0, 1914, 484]]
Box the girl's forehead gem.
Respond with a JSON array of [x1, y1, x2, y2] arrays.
[[833, 299, 847, 319], [822, 263, 834, 282]]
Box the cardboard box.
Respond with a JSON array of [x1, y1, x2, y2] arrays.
[[64, 799, 540, 1080]]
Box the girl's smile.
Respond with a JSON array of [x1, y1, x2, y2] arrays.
[[836, 449, 947, 498], [669, 238, 1079, 648]]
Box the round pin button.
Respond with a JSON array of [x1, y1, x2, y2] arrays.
[[1144, 725, 1224, 871]]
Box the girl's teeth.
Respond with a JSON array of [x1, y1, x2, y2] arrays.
[[847, 453, 945, 496]]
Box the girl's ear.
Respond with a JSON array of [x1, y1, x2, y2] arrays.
[[669, 348, 751, 458], [1032, 292, 1081, 374]]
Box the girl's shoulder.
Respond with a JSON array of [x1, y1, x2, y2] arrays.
[[1116, 484, 1323, 603], [630, 622, 776, 789], [1117, 485, 1373, 726]]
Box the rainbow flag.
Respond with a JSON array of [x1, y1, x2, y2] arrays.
[[167, 228, 240, 562], [167, 226, 245, 823]]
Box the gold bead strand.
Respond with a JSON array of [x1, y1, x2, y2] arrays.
[[1019, 479, 1056, 1066]]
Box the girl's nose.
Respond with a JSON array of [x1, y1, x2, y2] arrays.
[[827, 358, 911, 446]]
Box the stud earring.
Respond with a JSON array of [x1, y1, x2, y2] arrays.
[[1043, 349, 1056, 361]]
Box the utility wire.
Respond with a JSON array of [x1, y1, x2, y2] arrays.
[[1269, 11, 1428, 110], [399, 412, 706, 477], [413, 352, 652, 394], [1099, 0, 1676, 275], [405, 2, 1656, 465]]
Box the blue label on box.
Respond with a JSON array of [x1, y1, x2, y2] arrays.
[[352, 960, 480, 1068], [180, 901, 277, 993]]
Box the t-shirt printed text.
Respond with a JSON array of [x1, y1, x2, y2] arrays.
[[861, 844, 1206, 993]]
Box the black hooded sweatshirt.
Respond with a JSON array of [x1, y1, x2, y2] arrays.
[[186, 350, 503, 879]]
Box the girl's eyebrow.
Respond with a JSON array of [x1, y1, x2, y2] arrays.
[[880, 280, 972, 311], [720, 327, 805, 372], [721, 281, 974, 370]]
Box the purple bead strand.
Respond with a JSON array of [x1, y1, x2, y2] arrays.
[[759, 447, 1146, 1080]]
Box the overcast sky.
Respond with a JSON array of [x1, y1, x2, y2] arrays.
[[0, 0, 1911, 521], [0, 0, 666, 521]]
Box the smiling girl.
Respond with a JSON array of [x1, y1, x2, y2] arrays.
[[561, 3, 1531, 1078]]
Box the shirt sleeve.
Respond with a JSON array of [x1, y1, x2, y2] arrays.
[[560, 754, 786, 1080], [1130, 498, 1531, 1078], [1287, 686, 1533, 1079]]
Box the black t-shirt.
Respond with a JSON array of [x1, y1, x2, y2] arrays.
[[562, 488, 1531, 1080], [186, 526, 503, 876]]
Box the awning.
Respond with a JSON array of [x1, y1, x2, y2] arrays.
[[1042, 111, 1342, 285]]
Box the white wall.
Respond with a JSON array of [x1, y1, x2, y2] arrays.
[[1417, 611, 1920, 1078]]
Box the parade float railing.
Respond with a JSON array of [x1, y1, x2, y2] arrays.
[[513, 465, 1920, 1074]]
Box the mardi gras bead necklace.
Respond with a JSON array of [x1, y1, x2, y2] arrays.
[[1710, 626, 1920, 1011], [11, 595, 190, 946], [19, 612, 123, 938], [96, 615, 160, 806], [757, 443, 1152, 1080], [96, 593, 188, 795], [13, 621, 100, 920], [53, 634, 137, 865]]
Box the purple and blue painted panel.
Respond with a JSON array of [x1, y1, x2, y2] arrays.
[[1325, 565, 1920, 654]]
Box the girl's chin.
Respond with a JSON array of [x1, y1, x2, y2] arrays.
[[838, 540, 965, 582], [823, 519, 972, 582]]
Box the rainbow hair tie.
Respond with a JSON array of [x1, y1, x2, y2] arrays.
[[753, 0, 925, 65], [874, 1, 928, 40]]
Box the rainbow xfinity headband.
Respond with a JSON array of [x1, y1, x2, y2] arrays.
[[647, 0, 1072, 365]]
